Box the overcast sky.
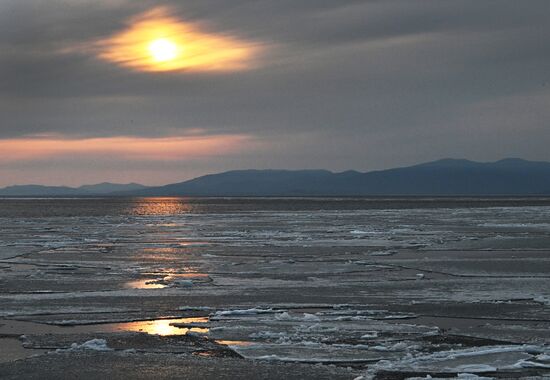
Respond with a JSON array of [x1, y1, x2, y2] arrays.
[[1, 0, 549, 186]]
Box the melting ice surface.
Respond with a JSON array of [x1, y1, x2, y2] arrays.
[[1, 198, 550, 378]]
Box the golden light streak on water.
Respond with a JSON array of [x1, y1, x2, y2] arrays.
[[107, 317, 209, 336]]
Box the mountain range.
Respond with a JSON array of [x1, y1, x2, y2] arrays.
[[0, 182, 147, 197], [2, 158, 550, 197]]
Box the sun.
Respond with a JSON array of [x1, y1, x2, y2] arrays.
[[95, 7, 261, 72], [148, 38, 178, 62]]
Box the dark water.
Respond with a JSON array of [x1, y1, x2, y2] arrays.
[[2, 197, 550, 217]]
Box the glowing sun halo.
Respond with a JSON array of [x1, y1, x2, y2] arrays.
[[149, 38, 178, 62], [95, 7, 260, 73]]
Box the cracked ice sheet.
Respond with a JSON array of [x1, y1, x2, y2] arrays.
[[2, 198, 550, 375], [362, 344, 550, 379], [208, 307, 438, 363]]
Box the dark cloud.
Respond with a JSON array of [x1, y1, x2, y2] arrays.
[[1, 0, 549, 185]]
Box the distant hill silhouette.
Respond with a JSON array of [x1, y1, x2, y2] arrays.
[[77, 183, 147, 194], [2, 159, 550, 197], [0, 183, 147, 197], [127, 158, 550, 197]]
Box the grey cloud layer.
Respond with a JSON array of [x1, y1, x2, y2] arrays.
[[1, 0, 549, 172]]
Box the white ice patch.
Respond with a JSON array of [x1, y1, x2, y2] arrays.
[[213, 308, 278, 317], [511, 358, 550, 369], [361, 332, 378, 339], [303, 313, 321, 322], [369, 250, 397, 256], [275, 312, 292, 321], [533, 296, 550, 306], [371, 342, 417, 352], [454, 364, 497, 373], [456, 375, 494, 380], [178, 306, 213, 311], [249, 331, 289, 340], [274, 312, 320, 322], [479, 222, 550, 229], [66, 339, 112, 352], [406, 375, 493, 380], [169, 279, 193, 287], [350, 230, 376, 235], [253, 354, 380, 364]]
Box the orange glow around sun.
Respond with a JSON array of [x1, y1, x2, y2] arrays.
[[95, 7, 260, 72]]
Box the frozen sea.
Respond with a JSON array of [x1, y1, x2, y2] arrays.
[[0, 197, 549, 379]]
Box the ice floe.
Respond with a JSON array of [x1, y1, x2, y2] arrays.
[[66, 339, 112, 352]]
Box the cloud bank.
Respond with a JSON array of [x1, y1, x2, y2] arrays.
[[1, 0, 549, 185]]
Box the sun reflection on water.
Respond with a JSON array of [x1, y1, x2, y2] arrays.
[[126, 272, 210, 289], [106, 317, 209, 336], [129, 198, 193, 215], [215, 340, 253, 347], [124, 279, 166, 289]]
